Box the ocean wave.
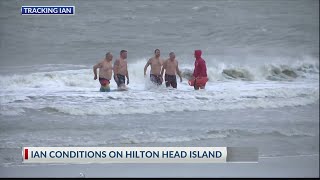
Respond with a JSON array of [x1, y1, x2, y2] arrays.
[[0, 69, 96, 89], [0, 106, 25, 116], [0, 60, 318, 90], [205, 129, 314, 138], [222, 68, 254, 80], [0, 58, 318, 116], [0, 78, 318, 116], [180, 60, 318, 81], [29, 93, 318, 116], [119, 128, 314, 144]]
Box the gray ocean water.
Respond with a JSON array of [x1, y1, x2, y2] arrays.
[[0, 0, 319, 167], [0, 0, 319, 66]]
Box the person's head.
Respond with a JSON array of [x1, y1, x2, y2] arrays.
[[169, 52, 175, 60], [154, 49, 160, 57], [120, 50, 127, 59], [194, 50, 202, 59], [105, 52, 113, 61]]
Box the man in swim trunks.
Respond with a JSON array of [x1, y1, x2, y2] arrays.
[[113, 50, 129, 89], [192, 50, 208, 90], [144, 49, 164, 86], [93, 52, 113, 92], [161, 52, 183, 88]]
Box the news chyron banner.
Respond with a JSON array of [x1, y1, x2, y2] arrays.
[[21, 6, 75, 15], [22, 147, 258, 164]]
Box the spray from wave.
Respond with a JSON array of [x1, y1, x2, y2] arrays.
[[0, 56, 318, 116], [0, 58, 318, 89], [180, 58, 319, 81]]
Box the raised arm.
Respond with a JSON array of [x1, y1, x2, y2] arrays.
[[144, 59, 151, 77], [93, 62, 102, 80]]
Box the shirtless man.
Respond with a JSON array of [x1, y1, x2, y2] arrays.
[[113, 50, 129, 89], [93, 52, 113, 92], [144, 49, 164, 85], [161, 52, 183, 88]]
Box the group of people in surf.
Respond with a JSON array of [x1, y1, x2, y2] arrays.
[[93, 49, 208, 92]]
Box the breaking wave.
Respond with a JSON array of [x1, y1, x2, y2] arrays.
[[0, 60, 318, 90]]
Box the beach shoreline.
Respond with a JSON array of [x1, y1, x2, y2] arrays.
[[0, 154, 318, 178]]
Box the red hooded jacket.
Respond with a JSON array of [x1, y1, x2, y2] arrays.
[[193, 50, 207, 78]]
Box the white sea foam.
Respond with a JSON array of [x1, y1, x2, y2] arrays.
[[0, 60, 318, 116]]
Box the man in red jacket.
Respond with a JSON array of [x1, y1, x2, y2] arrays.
[[191, 50, 208, 90]]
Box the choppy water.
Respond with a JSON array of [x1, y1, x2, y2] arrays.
[[0, 0, 318, 66]]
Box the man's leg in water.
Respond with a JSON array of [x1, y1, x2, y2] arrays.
[[150, 74, 162, 86], [114, 76, 119, 87], [193, 79, 199, 90], [200, 81, 207, 89], [194, 78, 207, 90], [100, 85, 110, 92], [171, 75, 177, 88], [117, 74, 126, 88], [165, 81, 170, 87], [150, 74, 156, 84], [165, 74, 177, 88], [172, 81, 177, 88], [157, 77, 162, 85], [165, 74, 171, 87], [169, 76, 177, 88]]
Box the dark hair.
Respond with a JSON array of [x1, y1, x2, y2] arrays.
[[106, 52, 111, 57], [120, 50, 127, 54], [154, 49, 160, 53]]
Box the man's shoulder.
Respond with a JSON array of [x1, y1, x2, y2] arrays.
[[148, 57, 156, 63], [94, 60, 103, 67]]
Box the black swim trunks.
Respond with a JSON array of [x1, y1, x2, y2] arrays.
[[115, 74, 126, 87], [165, 74, 177, 88], [150, 74, 162, 86]]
